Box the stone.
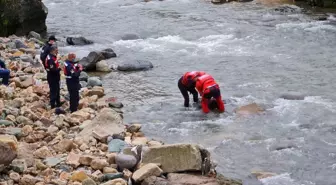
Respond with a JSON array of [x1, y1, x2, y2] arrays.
[[79, 72, 89, 82], [47, 125, 59, 134], [100, 48, 117, 59], [100, 178, 127, 185], [87, 77, 103, 87], [66, 152, 81, 168], [100, 144, 108, 152], [82, 178, 97, 185], [6, 115, 16, 123], [78, 108, 124, 143], [21, 125, 33, 137], [90, 159, 109, 170], [121, 34, 140, 41], [0, 135, 18, 165], [251, 171, 277, 180], [17, 142, 37, 168], [147, 140, 163, 147], [25, 131, 46, 143], [167, 173, 218, 185], [28, 31, 42, 40], [79, 51, 104, 71], [35, 159, 47, 170], [216, 173, 242, 185], [108, 139, 127, 153], [79, 155, 94, 166], [117, 60, 153, 71], [123, 169, 132, 180], [11, 98, 24, 108], [126, 124, 141, 133], [234, 103, 264, 115], [55, 116, 65, 128], [71, 110, 91, 123], [132, 137, 148, 146], [66, 37, 93, 46], [33, 146, 52, 159], [18, 75, 34, 88], [71, 171, 89, 182], [16, 116, 33, 125], [108, 102, 123, 109], [44, 157, 64, 167], [103, 167, 118, 174], [20, 55, 34, 64], [10, 159, 27, 173], [0, 120, 14, 126], [19, 175, 39, 185], [141, 176, 169, 185], [141, 144, 202, 173], [9, 172, 20, 182], [60, 171, 70, 181], [106, 153, 117, 164], [1, 127, 22, 137], [53, 139, 75, 153], [132, 163, 163, 182], [79, 143, 89, 151]]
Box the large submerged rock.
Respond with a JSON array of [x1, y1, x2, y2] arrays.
[[116, 60, 153, 72], [66, 36, 94, 46], [141, 144, 202, 173], [0, 0, 48, 37], [79, 48, 117, 71]]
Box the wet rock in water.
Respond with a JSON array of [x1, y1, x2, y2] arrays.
[[0, 135, 18, 165], [251, 171, 277, 180], [117, 60, 153, 71], [96, 60, 112, 72], [80, 71, 89, 82], [121, 33, 140, 40], [108, 139, 127, 153], [108, 102, 123, 109], [100, 48, 117, 59], [274, 4, 302, 14], [234, 103, 265, 115], [269, 140, 298, 151], [79, 51, 105, 71], [87, 77, 103, 87], [279, 93, 305, 100], [126, 124, 141, 133], [78, 108, 124, 143], [132, 163, 163, 182], [141, 144, 202, 173], [66, 37, 94, 46]]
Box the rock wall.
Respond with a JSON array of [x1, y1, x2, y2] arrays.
[[0, 0, 48, 37]]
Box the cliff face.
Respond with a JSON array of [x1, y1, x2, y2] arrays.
[[0, 0, 48, 37]]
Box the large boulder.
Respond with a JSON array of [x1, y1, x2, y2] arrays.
[[66, 36, 93, 46], [79, 48, 117, 71], [0, 0, 48, 37], [0, 135, 18, 165], [117, 60, 153, 71], [78, 108, 124, 143], [141, 144, 202, 173]]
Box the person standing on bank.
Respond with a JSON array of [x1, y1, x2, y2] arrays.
[[40, 35, 57, 66], [45, 46, 61, 109], [63, 53, 83, 113], [0, 55, 10, 86]]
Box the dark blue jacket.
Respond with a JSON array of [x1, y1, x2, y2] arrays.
[[0, 59, 6, 69], [64, 60, 81, 83]]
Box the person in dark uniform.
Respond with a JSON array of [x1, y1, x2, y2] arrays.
[[178, 71, 206, 107], [40, 35, 57, 67], [63, 53, 83, 113], [45, 46, 61, 109], [0, 55, 10, 86]]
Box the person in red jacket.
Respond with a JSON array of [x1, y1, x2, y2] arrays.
[[178, 71, 206, 107], [195, 74, 225, 113]]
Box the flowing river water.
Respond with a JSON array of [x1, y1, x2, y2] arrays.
[[42, 0, 336, 184]]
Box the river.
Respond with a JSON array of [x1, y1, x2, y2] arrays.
[[42, 0, 336, 184]]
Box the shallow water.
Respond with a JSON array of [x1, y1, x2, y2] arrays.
[[43, 0, 336, 184]]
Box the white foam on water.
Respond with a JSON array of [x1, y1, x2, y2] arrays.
[[303, 96, 335, 112], [167, 127, 190, 135], [113, 34, 248, 55], [276, 21, 336, 32], [270, 98, 300, 116], [260, 173, 304, 185], [328, 14, 336, 21], [237, 82, 273, 88]]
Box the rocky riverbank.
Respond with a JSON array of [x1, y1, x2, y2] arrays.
[[0, 35, 243, 185]]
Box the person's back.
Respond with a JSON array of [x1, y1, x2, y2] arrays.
[[0, 57, 10, 86], [40, 35, 57, 67]]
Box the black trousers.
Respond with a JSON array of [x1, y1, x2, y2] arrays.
[[66, 80, 80, 113], [47, 72, 61, 108]]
